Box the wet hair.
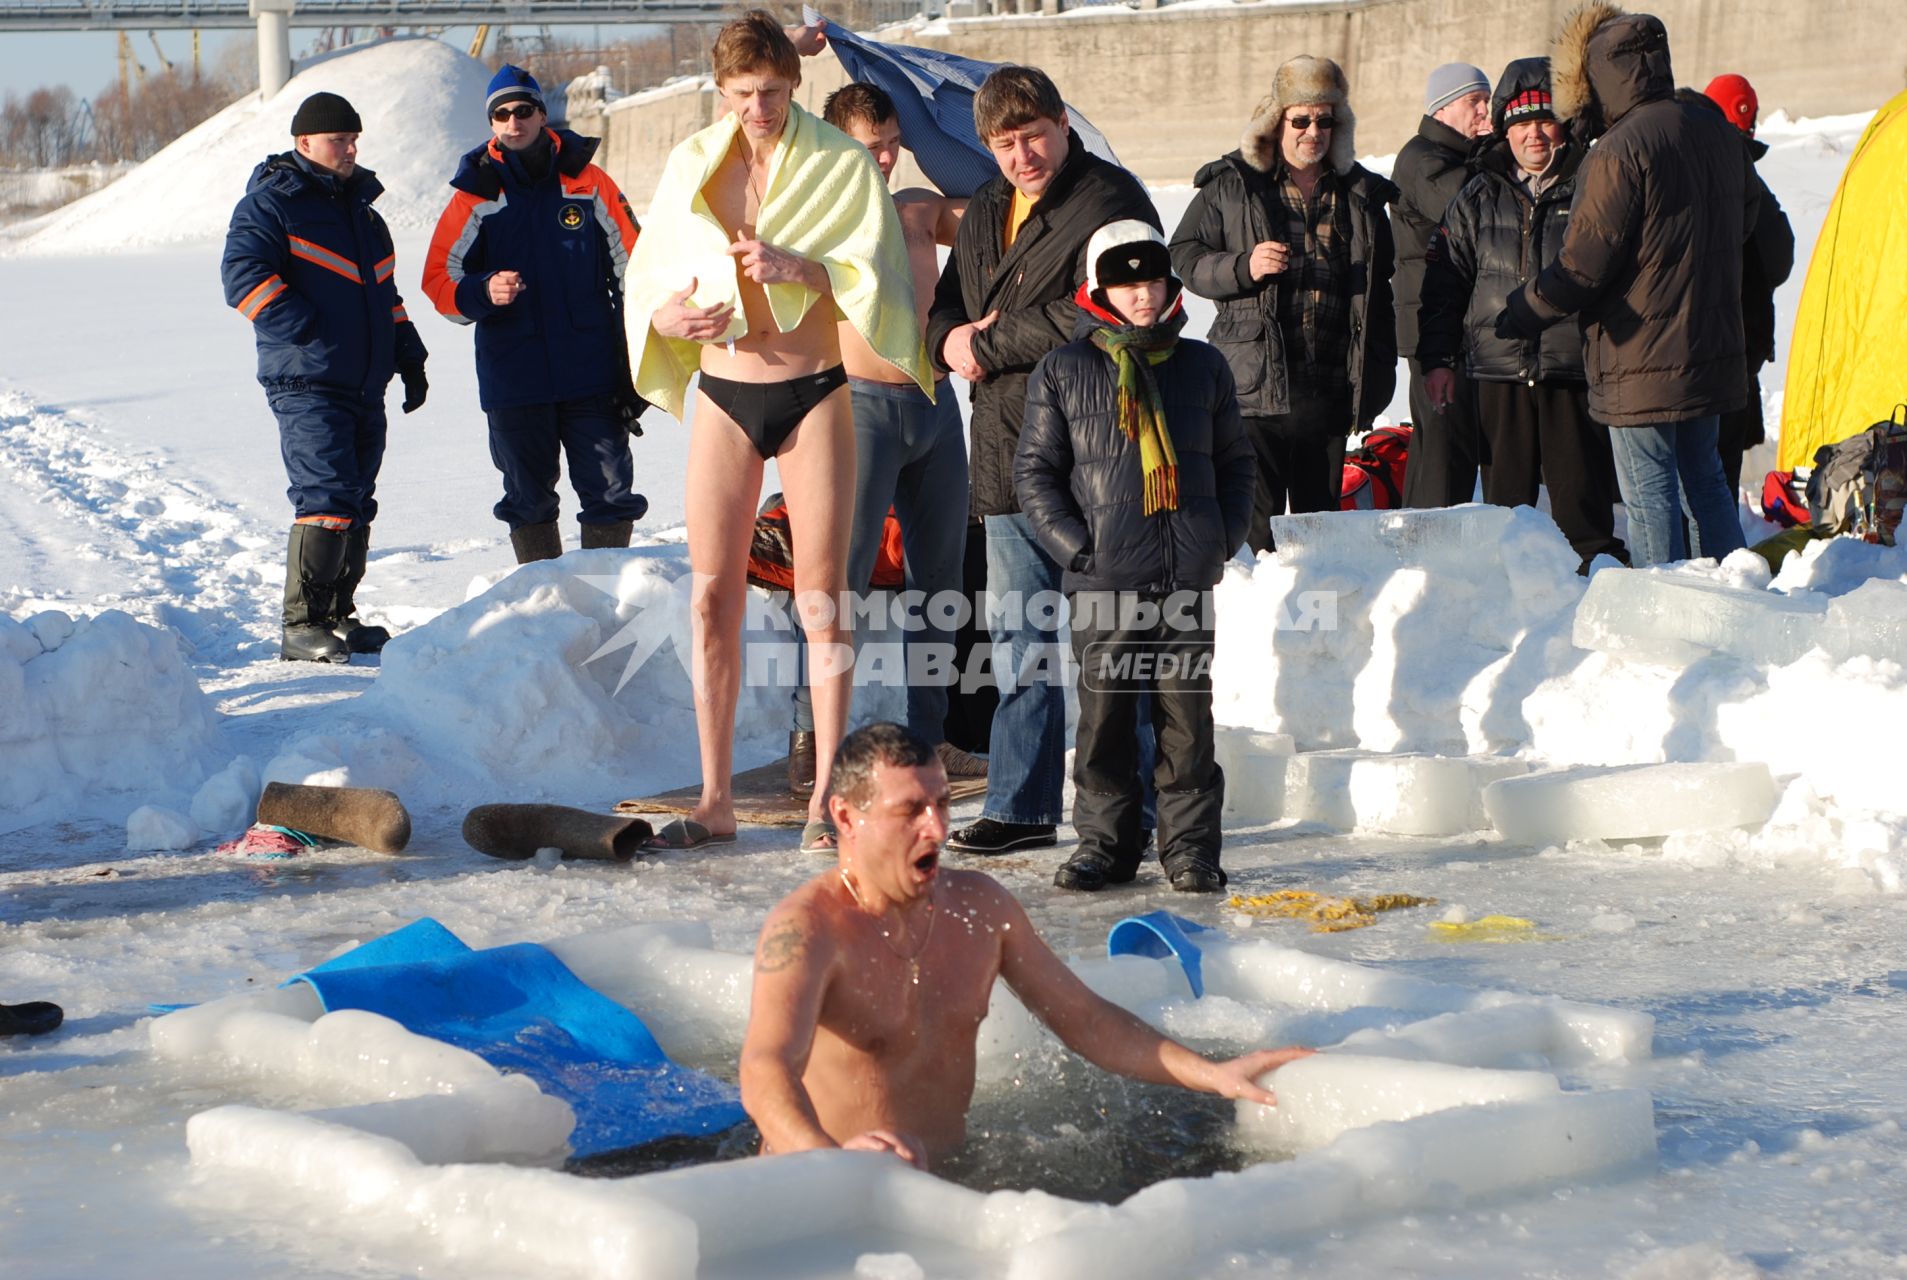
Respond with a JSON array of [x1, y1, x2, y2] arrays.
[[711, 9, 800, 87], [828, 722, 937, 809], [973, 65, 1065, 142], [824, 82, 897, 133]]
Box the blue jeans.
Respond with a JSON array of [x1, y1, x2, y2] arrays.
[[980, 513, 1068, 825], [266, 383, 387, 524], [485, 393, 647, 531], [1608, 416, 1746, 566], [792, 379, 969, 741]]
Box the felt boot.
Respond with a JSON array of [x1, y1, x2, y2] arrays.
[[281, 524, 351, 663], [256, 781, 412, 853], [331, 525, 392, 654], [510, 521, 563, 564], [0, 1001, 63, 1037], [580, 520, 633, 550], [461, 803, 654, 861]]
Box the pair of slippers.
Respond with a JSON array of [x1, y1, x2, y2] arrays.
[[646, 818, 739, 851], [799, 819, 837, 856]]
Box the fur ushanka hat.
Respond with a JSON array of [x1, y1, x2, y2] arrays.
[[1239, 55, 1357, 175]]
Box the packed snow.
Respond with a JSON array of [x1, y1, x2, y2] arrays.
[[3, 34, 1905, 1280]]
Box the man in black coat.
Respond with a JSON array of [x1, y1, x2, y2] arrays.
[[925, 66, 1158, 856], [1169, 55, 1398, 552], [1697, 75, 1796, 495], [1418, 58, 1627, 567], [1391, 62, 1492, 508]]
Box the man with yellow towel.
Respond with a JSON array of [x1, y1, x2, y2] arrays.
[[625, 11, 933, 853]]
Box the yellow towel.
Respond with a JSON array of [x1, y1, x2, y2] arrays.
[[1228, 890, 1438, 933], [626, 102, 933, 420]]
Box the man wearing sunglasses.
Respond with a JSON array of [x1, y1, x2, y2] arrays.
[[1171, 55, 1397, 552], [423, 64, 648, 564]]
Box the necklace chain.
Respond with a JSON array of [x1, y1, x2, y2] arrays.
[[839, 868, 936, 985]]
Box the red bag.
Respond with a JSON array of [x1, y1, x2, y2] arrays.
[[1759, 470, 1810, 528], [1340, 424, 1413, 510], [746, 494, 905, 592]]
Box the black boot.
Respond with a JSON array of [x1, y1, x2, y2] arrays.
[[282, 524, 351, 663], [580, 520, 633, 550], [510, 521, 563, 564], [331, 525, 392, 654]]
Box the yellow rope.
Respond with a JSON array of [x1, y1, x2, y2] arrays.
[[1226, 889, 1439, 933]]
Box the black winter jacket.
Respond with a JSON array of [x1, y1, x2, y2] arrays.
[[1014, 306, 1253, 595], [1741, 136, 1795, 368], [1418, 140, 1588, 384], [1504, 11, 1760, 425], [1389, 115, 1480, 354], [1169, 153, 1398, 430], [926, 134, 1158, 516]]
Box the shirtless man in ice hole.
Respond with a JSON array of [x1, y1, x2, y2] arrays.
[[740, 722, 1314, 1168], [649, 15, 859, 841]]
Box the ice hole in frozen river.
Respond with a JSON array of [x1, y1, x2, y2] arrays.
[[158, 921, 1660, 1279]]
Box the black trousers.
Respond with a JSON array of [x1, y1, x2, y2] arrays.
[[1068, 592, 1222, 876], [1244, 388, 1351, 553], [1716, 373, 1766, 497], [1475, 379, 1627, 563], [1402, 359, 1484, 507]]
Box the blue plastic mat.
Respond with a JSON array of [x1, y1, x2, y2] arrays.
[[1106, 910, 1215, 999], [294, 918, 746, 1159]]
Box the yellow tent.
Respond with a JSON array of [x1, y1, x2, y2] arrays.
[[1779, 90, 1907, 469]]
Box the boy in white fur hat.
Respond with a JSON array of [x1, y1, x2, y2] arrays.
[[1013, 222, 1253, 893]]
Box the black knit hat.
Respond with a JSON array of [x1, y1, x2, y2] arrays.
[[290, 92, 362, 136]]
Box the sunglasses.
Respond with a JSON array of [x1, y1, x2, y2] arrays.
[[491, 103, 540, 122], [1285, 114, 1337, 132]]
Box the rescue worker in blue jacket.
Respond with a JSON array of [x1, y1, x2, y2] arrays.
[[222, 91, 429, 663], [422, 65, 648, 563]]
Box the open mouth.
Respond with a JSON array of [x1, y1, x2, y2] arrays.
[[913, 850, 939, 877]]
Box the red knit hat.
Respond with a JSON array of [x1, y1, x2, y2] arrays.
[[1704, 74, 1758, 135]]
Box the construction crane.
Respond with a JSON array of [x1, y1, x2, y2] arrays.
[[117, 30, 146, 95], [147, 31, 172, 74], [469, 24, 491, 57]]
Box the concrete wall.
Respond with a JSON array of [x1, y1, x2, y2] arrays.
[[589, 0, 1907, 199]]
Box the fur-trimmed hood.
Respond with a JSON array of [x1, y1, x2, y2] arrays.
[[1552, 2, 1675, 136], [1240, 55, 1357, 174]]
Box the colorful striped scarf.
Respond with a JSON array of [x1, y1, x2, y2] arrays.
[[1090, 309, 1187, 514]]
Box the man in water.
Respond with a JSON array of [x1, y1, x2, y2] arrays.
[[739, 722, 1312, 1168]]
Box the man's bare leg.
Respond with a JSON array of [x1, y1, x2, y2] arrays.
[[683, 389, 768, 836], [776, 387, 857, 827]]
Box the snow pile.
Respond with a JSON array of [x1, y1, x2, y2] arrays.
[[261, 546, 899, 808], [7, 37, 489, 256], [0, 607, 229, 834]]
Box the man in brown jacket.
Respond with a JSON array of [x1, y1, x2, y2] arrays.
[[1499, 3, 1758, 566]]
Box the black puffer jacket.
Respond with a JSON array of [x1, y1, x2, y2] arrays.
[[926, 133, 1158, 516], [1418, 138, 1587, 384], [1741, 134, 1795, 367], [1389, 114, 1481, 355], [1169, 153, 1398, 428], [1014, 302, 1252, 595], [1502, 5, 1760, 425]]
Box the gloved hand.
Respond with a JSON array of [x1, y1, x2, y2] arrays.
[[614, 381, 649, 437], [399, 364, 428, 414]]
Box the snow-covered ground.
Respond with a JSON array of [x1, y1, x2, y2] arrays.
[[4, 37, 1905, 1280]]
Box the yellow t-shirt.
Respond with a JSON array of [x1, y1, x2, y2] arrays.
[[1004, 188, 1038, 250]]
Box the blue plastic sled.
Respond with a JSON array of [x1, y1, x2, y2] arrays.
[[1106, 910, 1215, 999], [294, 918, 745, 1159]]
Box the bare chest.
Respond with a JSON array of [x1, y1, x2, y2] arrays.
[[820, 927, 998, 1059]]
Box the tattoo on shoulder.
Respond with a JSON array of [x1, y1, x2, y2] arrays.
[[757, 919, 808, 973]]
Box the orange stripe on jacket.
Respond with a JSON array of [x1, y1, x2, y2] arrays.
[[421, 189, 503, 325], [375, 254, 396, 283], [392, 304, 409, 323], [236, 274, 287, 320], [289, 235, 363, 284]]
